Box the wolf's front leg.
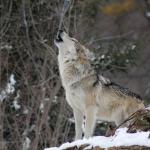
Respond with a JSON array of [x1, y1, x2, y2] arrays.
[[84, 105, 97, 139], [73, 108, 84, 140]]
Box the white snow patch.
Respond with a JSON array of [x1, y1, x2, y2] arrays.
[[131, 45, 136, 50], [40, 102, 44, 113], [23, 137, 31, 150], [10, 74, 16, 85], [13, 90, 21, 110], [23, 108, 29, 114], [146, 106, 150, 110], [97, 120, 103, 124], [100, 54, 105, 59], [126, 59, 129, 63], [146, 12, 150, 17], [45, 128, 150, 150], [13, 100, 21, 110], [44, 97, 50, 101], [6, 74, 16, 94], [0, 74, 16, 102], [0, 44, 12, 50], [68, 118, 75, 123], [53, 96, 58, 103]]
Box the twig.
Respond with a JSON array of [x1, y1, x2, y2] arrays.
[[116, 109, 145, 129], [57, 0, 72, 37], [86, 31, 134, 46]]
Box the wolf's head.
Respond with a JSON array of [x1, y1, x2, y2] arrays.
[[55, 30, 96, 88], [54, 30, 94, 61], [55, 30, 78, 54]]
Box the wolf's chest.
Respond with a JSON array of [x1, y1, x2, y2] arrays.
[[65, 87, 85, 110]]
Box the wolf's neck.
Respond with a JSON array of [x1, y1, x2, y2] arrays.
[[58, 56, 96, 88]]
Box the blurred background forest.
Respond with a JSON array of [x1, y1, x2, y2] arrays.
[[0, 0, 150, 149]]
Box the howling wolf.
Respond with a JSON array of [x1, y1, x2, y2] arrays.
[[55, 30, 145, 140]]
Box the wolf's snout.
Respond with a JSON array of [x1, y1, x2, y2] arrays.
[[56, 30, 64, 42]]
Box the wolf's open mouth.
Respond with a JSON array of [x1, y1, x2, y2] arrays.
[[55, 30, 63, 42]]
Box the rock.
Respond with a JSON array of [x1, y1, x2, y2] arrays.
[[65, 145, 150, 150], [108, 145, 150, 150]]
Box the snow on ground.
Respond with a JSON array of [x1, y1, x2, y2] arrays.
[[45, 128, 150, 150], [0, 74, 16, 102], [13, 90, 21, 110]]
